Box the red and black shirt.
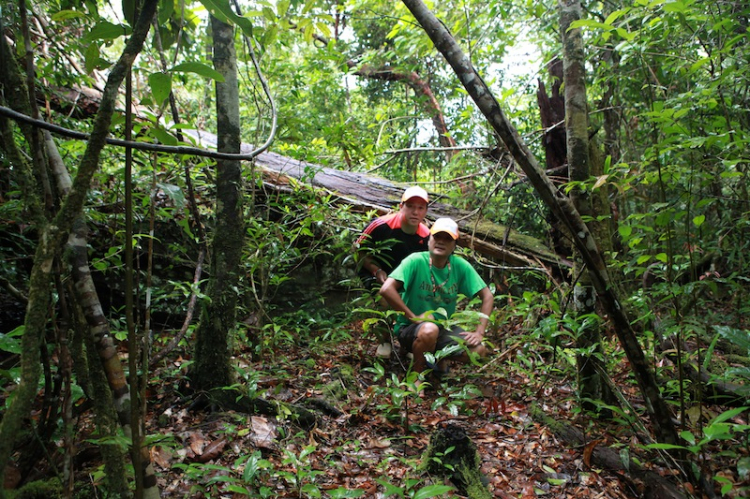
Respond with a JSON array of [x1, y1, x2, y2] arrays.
[[356, 213, 430, 279]]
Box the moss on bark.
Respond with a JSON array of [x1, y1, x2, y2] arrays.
[[420, 423, 491, 499]]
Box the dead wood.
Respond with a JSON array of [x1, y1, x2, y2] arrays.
[[301, 397, 344, 418], [183, 129, 569, 271], [34, 83, 568, 272], [420, 423, 492, 499], [195, 388, 320, 431], [530, 404, 687, 499], [659, 335, 749, 407]]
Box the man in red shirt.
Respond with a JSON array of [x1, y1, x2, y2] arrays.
[[354, 186, 430, 357]]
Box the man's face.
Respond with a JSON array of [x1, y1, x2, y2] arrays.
[[429, 232, 456, 257], [400, 198, 427, 228]]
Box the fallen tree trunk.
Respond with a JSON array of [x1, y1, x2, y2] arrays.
[[530, 404, 687, 499], [183, 129, 568, 271], [660, 335, 750, 407], [24, 82, 568, 272]]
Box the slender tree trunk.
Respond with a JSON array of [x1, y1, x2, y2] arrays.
[[400, 0, 679, 445], [537, 59, 573, 258], [70, 301, 130, 497], [560, 0, 613, 408], [350, 63, 457, 156], [191, 15, 245, 391]]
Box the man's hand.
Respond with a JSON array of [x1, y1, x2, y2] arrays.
[[374, 268, 387, 284], [460, 330, 484, 347]]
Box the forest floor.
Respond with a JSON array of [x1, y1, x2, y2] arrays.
[[121, 313, 750, 499]]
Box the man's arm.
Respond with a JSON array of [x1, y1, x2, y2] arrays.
[[353, 223, 389, 284], [359, 254, 387, 284], [460, 286, 493, 347], [380, 277, 434, 321], [379, 278, 415, 319]]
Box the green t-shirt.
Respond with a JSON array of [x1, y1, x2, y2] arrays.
[[389, 252, 487, 333]]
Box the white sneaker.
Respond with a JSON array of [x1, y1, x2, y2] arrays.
[[376, 342, 393, 358]]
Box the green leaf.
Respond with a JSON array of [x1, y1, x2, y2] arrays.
[[276, 0, 290, 17], [85, 21, 132, 41], [199, 0, 255, 39], [692, 214, 705, 227], [645, 443, 687, 451], [149, 127, 178, 147], [662, 0, 688, 13], [158, 0, 175, 25], [655, 253, 668, 263], [148, 72, 172, 105], [155, 183, 184, 209], [618, 225, 632, 238], [5, 326, 24, 338], [327, 488, 365, 498], [122, 0, 136, 26], [0, 328, 23, 355], [242, 453, 260, 482], [569, 19, 614, 31], [374, 479, 402, 496], [171, 62, 225, 82], [84, 43, 101, 74], [710, 406, 749, 426], [413, 484, 455, 499], [714, 326, 750, 353], [680, 430, 696, 446], [299, 484, 321, 497], [51, 10, 86, 21]]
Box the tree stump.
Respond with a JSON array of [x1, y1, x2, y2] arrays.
[[420, 423, 491, 499]]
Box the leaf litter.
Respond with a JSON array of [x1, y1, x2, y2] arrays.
[[132, 318, 748, 498]]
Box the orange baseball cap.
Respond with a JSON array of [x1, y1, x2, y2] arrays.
[[430, 218, 459, 240]]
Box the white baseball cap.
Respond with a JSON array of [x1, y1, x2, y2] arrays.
[[401, 186, 429, 204], [430, 218, 459, 240]]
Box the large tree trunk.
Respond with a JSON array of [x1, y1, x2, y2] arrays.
[[400, 0, 679, 445], [0, 1, 161, 493], [560, 0, 613, 408], [191, 15, 245, 391]]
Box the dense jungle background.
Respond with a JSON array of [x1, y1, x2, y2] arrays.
[[0, 0, 749, 498]]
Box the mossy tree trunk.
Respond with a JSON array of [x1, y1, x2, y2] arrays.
[[560, 0, 614, 409], [0, 0, 160, 491], [191, 15, 245, 391]]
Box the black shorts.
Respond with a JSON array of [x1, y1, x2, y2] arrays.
[[398, 323, 465, 355]]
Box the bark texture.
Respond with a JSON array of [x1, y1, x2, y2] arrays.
[[191, 15, 245, 391], [560, 0, 613, 407], [400, 0, 678, 445]]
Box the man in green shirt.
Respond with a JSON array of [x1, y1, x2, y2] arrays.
[[379, 218, 493, 390]]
